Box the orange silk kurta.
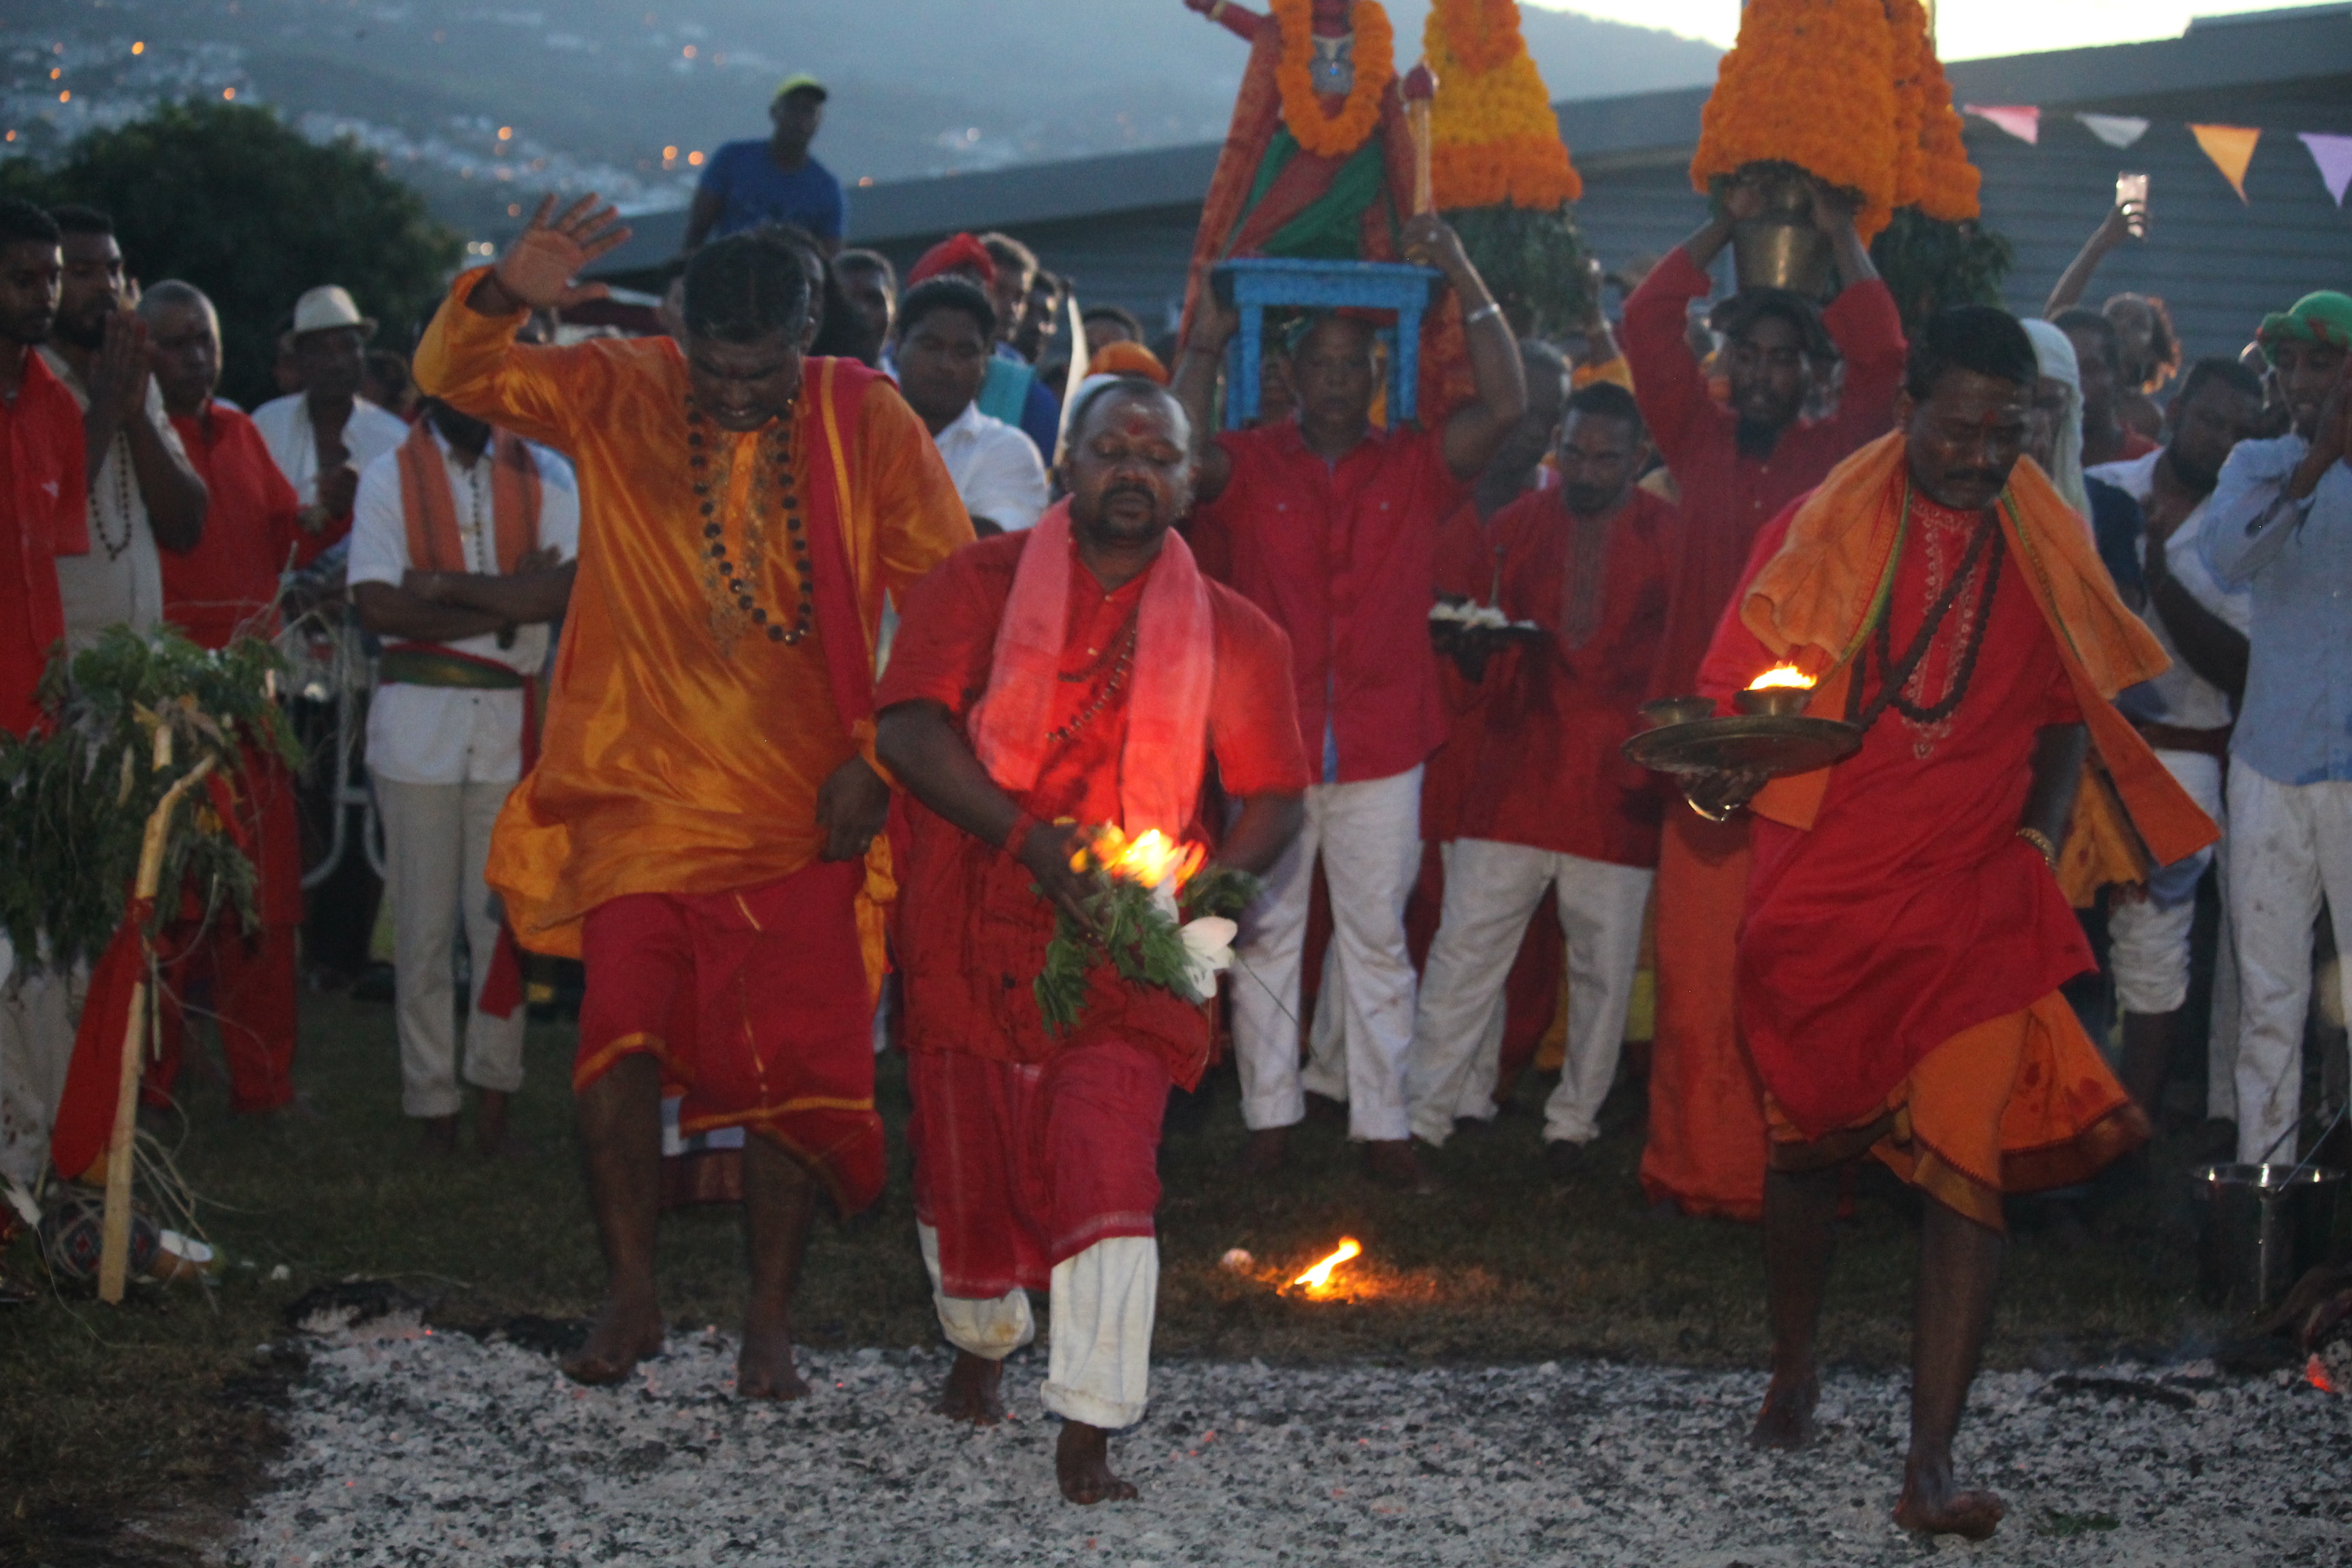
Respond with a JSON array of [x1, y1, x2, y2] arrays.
[[412, 269, 974, 966]]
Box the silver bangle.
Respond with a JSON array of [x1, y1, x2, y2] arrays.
[[1462, 301, 1503, 328]]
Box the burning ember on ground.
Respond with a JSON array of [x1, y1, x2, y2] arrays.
[[1080, 825, 1205, 888], [1289, 1237, 1364, 1298], [1747, 662, 1816, 691]]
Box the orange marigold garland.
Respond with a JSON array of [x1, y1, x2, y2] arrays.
[[1886, 0, 1980, 222], [1424, 0, 1580, 210], [1690, 0, 1899, 242], [1272, 0, 1395, 161]]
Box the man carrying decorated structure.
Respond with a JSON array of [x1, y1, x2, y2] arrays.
[[1684, 306, 2209, 1539], [877, 377, 1306, 1505], [414, 200, 971, 1394]]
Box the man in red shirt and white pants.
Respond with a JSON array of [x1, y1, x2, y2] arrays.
[[1407, 382, 1679, 1175], [1175, 214, 1526, 1184]]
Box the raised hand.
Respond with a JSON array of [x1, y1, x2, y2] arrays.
[[486, 195, 634, 314], [1401, 212, 1471, 278], [1807, 176, 1860, 235], [90, 306, 152, 424]]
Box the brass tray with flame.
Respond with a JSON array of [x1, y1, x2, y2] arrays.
[[1620, 691, 1861, 779]]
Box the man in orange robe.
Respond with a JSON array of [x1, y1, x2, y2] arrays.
[[879, 379, 1307, 1504], [413, 200, 973, 1396], [1685, 308, 2212, 1540]]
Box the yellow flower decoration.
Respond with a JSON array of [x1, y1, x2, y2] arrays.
[[1273, 0, 1396, 161], [1690, 0, 1899, 243], [1424, 0, 1581, 210], [1886, 0, 1980, 222]]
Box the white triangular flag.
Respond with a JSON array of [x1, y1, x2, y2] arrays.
[[2302, 133, 2352, 206], [2077, 114, 2149, 149]]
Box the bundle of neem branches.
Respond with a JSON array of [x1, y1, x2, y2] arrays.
[[1034, 832, 1260, 1036], [0, 628, 299, 973]]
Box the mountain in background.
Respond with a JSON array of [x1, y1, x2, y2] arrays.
[[5, 1, 1719, 233]]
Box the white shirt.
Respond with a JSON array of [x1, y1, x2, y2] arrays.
[[932, 400, 1048, 534], [2088, 449, 2251, 734], [250, 393, 410, 508], [348, 432, 580, 785], [39, 349, 184, 647]]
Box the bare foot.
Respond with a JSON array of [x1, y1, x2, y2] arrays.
[[1362, 1139, 1437, 1193], [1893, 1468, 2005, 1540], [474, 1090, 527, 1158], [1056, 1421, 1138, 1505], [939, 1350, 1007, 1424], [736, 1303, 811, 1401], [561, 1292, 664, 1386], [419, 1114, 459, 1156], [1748, 1365, 1819, 1450], [1235, 1126, 1288, 1176]]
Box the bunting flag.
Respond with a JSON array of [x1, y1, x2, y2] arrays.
[[1964, 104, 2040, 144], [2302, 132, 2352, 206], [2189, 123, 2262, 202], [2077, 114, 2150, 149]]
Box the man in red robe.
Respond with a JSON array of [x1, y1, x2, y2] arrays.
[[1685, 308, 2211, 1539], [0, 198, 86, 1236], [1409, 382, 1677, 1172], [1623, 176, 1906, 1221], [140, 280, 306, 1120], [415, 201, 973, 1396], [878, 378, 1307, 1504]]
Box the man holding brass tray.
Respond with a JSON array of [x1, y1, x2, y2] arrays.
[[1635, 306, 2215, 1540]]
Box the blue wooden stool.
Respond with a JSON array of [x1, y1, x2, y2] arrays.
[[1211, 258, 1441, 429]]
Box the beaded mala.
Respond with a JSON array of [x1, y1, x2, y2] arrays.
[[1045, 607, 1139, 746], [89, 440, 135, 562], [1846, 493, 2006, 733], [687, 398, 815, 654]]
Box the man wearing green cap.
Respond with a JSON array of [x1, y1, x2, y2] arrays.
[[2203, 289, 2352, 1169], [682, 76, 845, 257]]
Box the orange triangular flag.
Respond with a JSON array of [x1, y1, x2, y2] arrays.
[[2190, 124, 2261, 202]]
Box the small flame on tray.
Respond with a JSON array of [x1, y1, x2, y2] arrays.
[[1747, 664, 1816, 691]]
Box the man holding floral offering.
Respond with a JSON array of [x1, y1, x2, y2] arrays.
[[877, 376, 1308, 1505]]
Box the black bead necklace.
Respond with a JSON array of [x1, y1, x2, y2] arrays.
[[686, 399, 814, 651], [1847, 494, 2005, 733]]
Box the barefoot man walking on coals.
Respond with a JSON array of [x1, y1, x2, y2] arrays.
[[877, 378, 1307, 1501], [1682, 308, 2214, 1538], [412, 199, 972, 1394]]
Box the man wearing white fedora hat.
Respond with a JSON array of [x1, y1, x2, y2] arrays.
[[252, 283, 410, 562]]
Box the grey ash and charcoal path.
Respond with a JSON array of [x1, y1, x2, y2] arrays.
[[236, 1324, 2352, 1567]]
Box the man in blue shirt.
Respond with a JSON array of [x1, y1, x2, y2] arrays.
[[683, 75, 846, 257], [2202, 290, 2352, 1166]]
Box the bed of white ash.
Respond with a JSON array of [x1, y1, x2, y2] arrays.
[[235, 1319, 2352, 1568]]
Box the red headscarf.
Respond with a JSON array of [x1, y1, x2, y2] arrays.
[[907, 233, 996, 287]]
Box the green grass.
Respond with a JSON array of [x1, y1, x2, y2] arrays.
[[1, 991, 2239, 1563]]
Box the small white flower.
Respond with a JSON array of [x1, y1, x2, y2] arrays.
[[1179, 915, 1238, 998]]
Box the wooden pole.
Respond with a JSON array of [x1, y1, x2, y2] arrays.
[[97, 753, 214, 1305], [1407, 99, 1434, 216]]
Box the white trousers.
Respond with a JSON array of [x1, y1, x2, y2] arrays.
[[919, 1223, 1158, 1431], [2224, 762, 2352, 1165], [0, 962, 82, 1187], [377, 778, 526, 1119], [1406, 840, 1652, 1147], [1231, 767, 1423, 1140], [2109, 751, 2225, 1018]]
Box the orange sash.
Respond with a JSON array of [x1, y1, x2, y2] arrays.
[[395, 421, 542, 574], [1734, 434, 2217, 870]]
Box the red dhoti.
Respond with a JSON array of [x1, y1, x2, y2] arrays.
[[576, 858, 883, 1213]]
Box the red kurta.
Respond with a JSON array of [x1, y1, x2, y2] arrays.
[[0, 350, 88, 735], [880, 529, 1309, 1088], [1622, 246, 1907, 698], [165, 402, 301, 651], [1698, 493, 2089, 1137], [1438, 486, 1680, 868], [1189, 419, 1464, 783]]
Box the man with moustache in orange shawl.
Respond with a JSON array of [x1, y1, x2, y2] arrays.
[[413, 198, 972, 1399], [1680, 308, 2212, 1541]]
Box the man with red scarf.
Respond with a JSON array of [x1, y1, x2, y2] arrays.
[[878, 378, 1307, 1504], [414, 203, 972, 1397], [1686, 308, 2209, 1539]]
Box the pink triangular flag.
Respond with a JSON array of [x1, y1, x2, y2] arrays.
[[2302, 132, 2352, 206], [1964, 104, 2040, 144], [2191, 124, 2261, 203]]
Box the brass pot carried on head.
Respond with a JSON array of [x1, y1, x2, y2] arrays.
[[1729, 164, 1834, 297]]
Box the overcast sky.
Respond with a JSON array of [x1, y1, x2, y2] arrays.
[[1529, 0, 2338, 61]]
